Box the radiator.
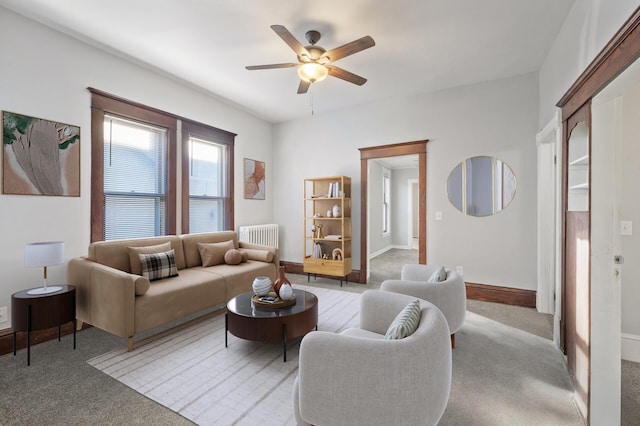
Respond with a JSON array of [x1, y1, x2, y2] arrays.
[[238, 224, 279, 248]]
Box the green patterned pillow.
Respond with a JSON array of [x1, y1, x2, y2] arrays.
[[428, 266, 447, 282], [385, 300, 422, 340]]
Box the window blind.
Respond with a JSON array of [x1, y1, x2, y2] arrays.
[[188, 137, 226, 233], [103, 115, 168, 240]]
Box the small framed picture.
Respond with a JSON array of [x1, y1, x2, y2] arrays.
[[244, 158, 265, 200]]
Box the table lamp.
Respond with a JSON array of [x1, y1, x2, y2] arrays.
[[24, 241, 64, 295]]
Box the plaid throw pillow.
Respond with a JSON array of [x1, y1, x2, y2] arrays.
[[138, 249, 179, 281]]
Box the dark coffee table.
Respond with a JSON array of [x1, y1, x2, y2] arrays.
[[225, 288, 318, 362]]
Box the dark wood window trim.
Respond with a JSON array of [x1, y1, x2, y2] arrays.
[[89, 88, 237, 241], [180, 119, 236, 233], [89, 89, 177, 242]]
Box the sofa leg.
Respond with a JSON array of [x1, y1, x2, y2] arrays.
[[128, 337, 134, 352], [76, 320, 84, 331], [451, 334, 455, 349]]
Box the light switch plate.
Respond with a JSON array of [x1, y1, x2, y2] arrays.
[[435, 211, 442, 221], [0, 306, 7, 323], [621, 220, 633, 236]]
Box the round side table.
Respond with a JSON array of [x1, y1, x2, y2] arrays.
[[11, 285, 76, 366]]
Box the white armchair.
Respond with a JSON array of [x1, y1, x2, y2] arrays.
[[381, 264, 466, 348], [292, 290, 451, 426]]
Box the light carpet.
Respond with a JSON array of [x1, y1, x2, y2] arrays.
[[89, 285, 581, 426], [88, 286, 360, 425]]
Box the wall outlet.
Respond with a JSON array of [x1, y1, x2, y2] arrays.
[[0, 306, 7, 323], [621, 220, 633, 236], [456, 266, 464, 276]]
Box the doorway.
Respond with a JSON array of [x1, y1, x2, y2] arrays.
[[359, 140, 428, 283]]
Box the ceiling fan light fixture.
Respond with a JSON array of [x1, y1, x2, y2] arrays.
[[297, 62, 328, 83]]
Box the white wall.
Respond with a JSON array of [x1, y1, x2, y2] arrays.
[[391, 168, 419, 247], [620, 81, 640, 358], [367, 160, 390, 255], [0, 8, 273, 328], [539, 0, 639, 127], [273, 72, 539, 289]]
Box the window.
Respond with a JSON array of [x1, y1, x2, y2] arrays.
[[181, 120, 234, 234], [382, 170, 391, 234], [90, 89, 234, 242], [103, 115, 169, 240]]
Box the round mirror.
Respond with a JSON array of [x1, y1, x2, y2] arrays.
[[446, 156, 516, 217]]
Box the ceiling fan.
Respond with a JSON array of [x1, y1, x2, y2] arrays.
[[246, 25, 375, 94]]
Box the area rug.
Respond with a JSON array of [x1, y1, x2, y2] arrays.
[[88, 285, 360, 426], [89, 285, 582, 426]]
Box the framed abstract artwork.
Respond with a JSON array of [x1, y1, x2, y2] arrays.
[[3, 111, 80, 196], [243, 158, 265, 200]]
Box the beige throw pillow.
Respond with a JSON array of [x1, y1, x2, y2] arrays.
[[128, 242, 172, 275], [241, 248, 274, 263], [198, 240, 235, 267], [224, 249, 244, 265]]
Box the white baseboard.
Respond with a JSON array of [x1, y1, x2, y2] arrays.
[[622, 333, 640, 362], [369, 245, 413, 259], [369, 246, 393, 259]]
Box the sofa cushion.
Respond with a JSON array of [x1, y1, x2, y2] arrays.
[[88, 236, 185, 273], [128, 242, 172, 275], [198, 240, 235, 267], [181, 231, 238, 268], [240, 248, 274, 263], [224, 249, 244, 265], [134, 268, 228, 334], [139, 250, 179, 281], [428, 266, 447, 283], [385, 299, 421, 340]]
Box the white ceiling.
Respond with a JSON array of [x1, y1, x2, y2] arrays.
[[1, 0, 575, 124]]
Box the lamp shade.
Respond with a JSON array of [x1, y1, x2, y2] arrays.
[[297, 63, 329, 83], [25, 241, 64, 268]]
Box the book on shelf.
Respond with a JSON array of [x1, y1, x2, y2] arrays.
[[328, 181, 341, 198], [324, 234, 342, 239]]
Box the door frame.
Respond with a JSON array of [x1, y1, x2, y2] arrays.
[[359, 141, 428, 283], [556, 5, 640, 423]]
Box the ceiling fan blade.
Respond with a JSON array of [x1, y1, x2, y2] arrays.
[[322, 36, 375, 62], [271, 25, 309, 58], [297, 80, 311, 94], [327, 66, 367, 86], [246, 63, 299, 70]]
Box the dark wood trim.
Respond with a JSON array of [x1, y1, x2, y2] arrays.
[[89, 89, 239, 240], [90, 90, 178, 241], [90, 106, 105, 242], [280, 260, 362, 285], [180, 120, 235, 234], [0, 323, 92, 357], [557, 6, 640, 119], [358, 141, 429, 283], [465, 282, 537, 308]]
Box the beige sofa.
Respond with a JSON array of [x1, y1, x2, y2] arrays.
[[68, 231, 278, 351]]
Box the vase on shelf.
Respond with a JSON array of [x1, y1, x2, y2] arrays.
[[273, 266, 291, 294], [332, 204, 341, 218]]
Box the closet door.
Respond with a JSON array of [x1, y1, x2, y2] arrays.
[[562, 103, 590, 420]]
